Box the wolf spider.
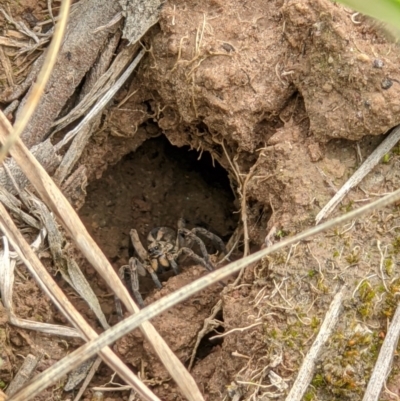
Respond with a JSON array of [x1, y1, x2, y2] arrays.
[[118, 218, 226, 307]]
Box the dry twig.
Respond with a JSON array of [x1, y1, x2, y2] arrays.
[[188, 299, 223, 371], [0, 234, 80, 338], [54, 48, 145, 183], [285, 287, 346, 401], [5, 354, 41, 396], [362, 300, 400, 401]]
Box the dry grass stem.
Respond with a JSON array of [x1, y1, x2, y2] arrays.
[[54, 48, 145, 153], [51, 37, 131, 134], [0, 0, 71, 163], [0, 8, 39, 43], [72, 357, 102, 401], [0, 47, 14, 86], [34, 198, 110, 330], [0, 36, 27, 48], [241, 162, 258, 257], [209, 322, 262, 340], [0, 186, 40, 228], [377, 240, 389, 292], [3, 101, 19, 116], [92, 12, 123, 33], [5, 354, 40, 396], [362, 303, 400, 401], [188, 299, 223, 371], [54, 46, 143, 184], [0, 235, 80, 338]]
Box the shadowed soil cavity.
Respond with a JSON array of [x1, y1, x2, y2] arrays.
[[80, 135, 238, 299]]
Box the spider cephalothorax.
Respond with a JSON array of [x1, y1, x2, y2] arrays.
[[146, 226, 179, 274], [118, 219, 226, 307]]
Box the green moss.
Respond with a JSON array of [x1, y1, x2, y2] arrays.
[[269, 328, 278, 339], [357, 303, 373, 318], [377, 285, 386, 293], [284, 326, 299, 339], [368, 341, 380, 359], [355, 281, 376, 318], [276, 229, 288, 238], [317, 279, 330, 293], [0, 380, 6, 389], [359, 281, 376, 303], [332, 249, 340, 258], [303, 390, 315, 401], [35, 314, 44, 322], [272, 251, 287, 264], [341, 201, 354, 213], [308, 269, 316, 278], [382, 153, 390, 163], [385, 258, 394, 276], [312, 373, 325, 388], [392, 236, 400, 254], [346, 250, 360, 264], [383, 279, 400, 317], [311, 316, 320, 330]]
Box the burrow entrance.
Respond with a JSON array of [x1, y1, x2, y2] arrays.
[[80, 133, 238, 301]]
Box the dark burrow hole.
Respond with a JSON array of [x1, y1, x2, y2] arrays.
[[80, 134, 238, 301]]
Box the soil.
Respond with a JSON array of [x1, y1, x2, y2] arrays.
[[3, 0, 400, 401]]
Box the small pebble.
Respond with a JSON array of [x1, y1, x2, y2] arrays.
[[373, 59, 384, 69], [381, 78, 393, 90], [357, 54, 370, 63]]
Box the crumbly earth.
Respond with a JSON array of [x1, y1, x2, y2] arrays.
[[3, 0, 400, 400]]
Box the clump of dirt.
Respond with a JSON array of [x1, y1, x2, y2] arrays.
[[115, 267, 224, 394], [123, 0, 400, 233]]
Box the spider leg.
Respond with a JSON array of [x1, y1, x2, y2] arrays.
[[176, 246, 214, 272], [116, 258, 145, 311], [130, 229, 148, 262], [191, 227, 227, 256], [179, 228, 212, 267], [148, 258, 163, 289], [167, 254, 180, 275], [128, 258, 145, 308], [175, 219, 185, 250]]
